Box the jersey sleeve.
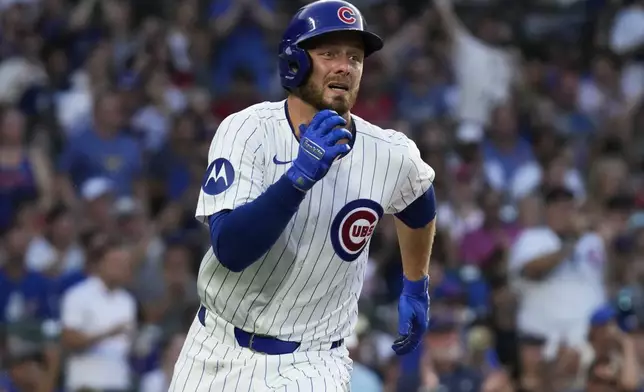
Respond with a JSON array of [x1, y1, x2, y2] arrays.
[[195, 111, 265, 223], [387, 137, 436, 214]]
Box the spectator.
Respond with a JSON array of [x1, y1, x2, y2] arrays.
[[0, 108, 54, 233], [482, 103, 536, 193], [459, 189, 520, 268], [0, 223, 52, 325], [25, 204, 85, 277], [610, 0, 644, 102], [351, 59, 394, 127], [208, 0, 280, 95], [1, 0, 644, 390], [166, 0, 198, 86], [434, 0, 517, 128], [79, 177, 117, 234], [56, 42, 113, 134], [60, 240, 137, 392], [57, 90, 144, 204], [347, 332, 383, 392], [147, 112, 200, 206], [139, 332, 186, 392], [508, 187, 609, 390], [576, 305, 641, 391], [131, 69, 188, 152], [400, 313, 483, 392], [0, 346, 60, 392], [395, 55, 449, 127], [136, 242, 198, 333]]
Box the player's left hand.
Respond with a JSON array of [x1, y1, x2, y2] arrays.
[[392, 275, 430, 355]]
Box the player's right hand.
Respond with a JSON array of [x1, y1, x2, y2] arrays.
[[286, 109, 353, 191]]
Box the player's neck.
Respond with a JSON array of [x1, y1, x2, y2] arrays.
[[286, 95, 351, 139]]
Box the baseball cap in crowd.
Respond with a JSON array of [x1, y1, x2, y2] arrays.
[[590, 304, 616, 327], [80, 177, 114, 201]]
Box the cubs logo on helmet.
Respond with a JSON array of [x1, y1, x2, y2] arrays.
[[330, 199, 384, 262], [337, 6, 356, 24], [277, 0, 384, 91]]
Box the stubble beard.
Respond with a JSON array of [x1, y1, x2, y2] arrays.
[[296, 79, 358, 116]]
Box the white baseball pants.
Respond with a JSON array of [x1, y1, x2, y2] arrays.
[[168, 307, 353, 391]]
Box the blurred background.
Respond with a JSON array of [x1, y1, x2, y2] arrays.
[[1, 0, 644, 390]]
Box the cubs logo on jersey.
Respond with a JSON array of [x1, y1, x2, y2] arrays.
[[330, 199, 383, 262], [194, 100, 435, 343]]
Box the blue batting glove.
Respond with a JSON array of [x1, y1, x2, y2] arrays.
[[286, 110, 352, 191], [392, 275, 430, 355]]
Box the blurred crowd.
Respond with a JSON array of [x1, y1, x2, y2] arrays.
[[2, 0, 644, 391]]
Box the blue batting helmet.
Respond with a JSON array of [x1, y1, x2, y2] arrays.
[[278, 0, 383, 91]]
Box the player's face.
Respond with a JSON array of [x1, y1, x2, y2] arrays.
[[301, 32, 365, 115]]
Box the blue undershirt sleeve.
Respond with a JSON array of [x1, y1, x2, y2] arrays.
[[208, 175, 306, 272], [394, 185, 437, 229]]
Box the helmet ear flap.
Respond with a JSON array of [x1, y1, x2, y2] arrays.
[[278, 44, 312, 90]]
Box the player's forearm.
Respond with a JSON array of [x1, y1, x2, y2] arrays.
[[394, 187, 437, 280], [209, 175, 306, 272], [396, 218, 436, 280]]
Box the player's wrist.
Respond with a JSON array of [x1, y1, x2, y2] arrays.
[[402, 274, 430, 296], [284, 168, 314, 192]]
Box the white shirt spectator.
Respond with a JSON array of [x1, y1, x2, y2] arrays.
[[508, 228, 607, 359], [452, 28, 516, 125], [610, 5, 644, 55], [0, 57, 48, 105], [167, 29, 193, 73], [60, 276, 137, 391], [25, 236, 85, 273], [610, 4, 644, 100], [55, 71, 93, 135]]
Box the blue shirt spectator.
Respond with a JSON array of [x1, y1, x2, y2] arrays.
[[0, 269, 53, 323], [209, 0, 276, 95], [395, 55, 449, 126], [58, 92, 142, 197], [0, 224, 52, 323], [58, 128, 141, 196]]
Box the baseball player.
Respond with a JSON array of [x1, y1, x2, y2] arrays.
[[169, 1, 437, 391]]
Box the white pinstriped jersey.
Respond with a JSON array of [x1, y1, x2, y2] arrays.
[[195, 100, 435, 344]]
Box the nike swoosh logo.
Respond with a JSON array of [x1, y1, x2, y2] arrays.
[[273, 155, 293, 165]]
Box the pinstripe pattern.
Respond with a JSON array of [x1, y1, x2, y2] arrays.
[[169, 308, 352, 391], [172, 100, 435, 389]]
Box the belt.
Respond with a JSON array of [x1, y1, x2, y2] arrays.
[[197, 305, 343, 355]]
